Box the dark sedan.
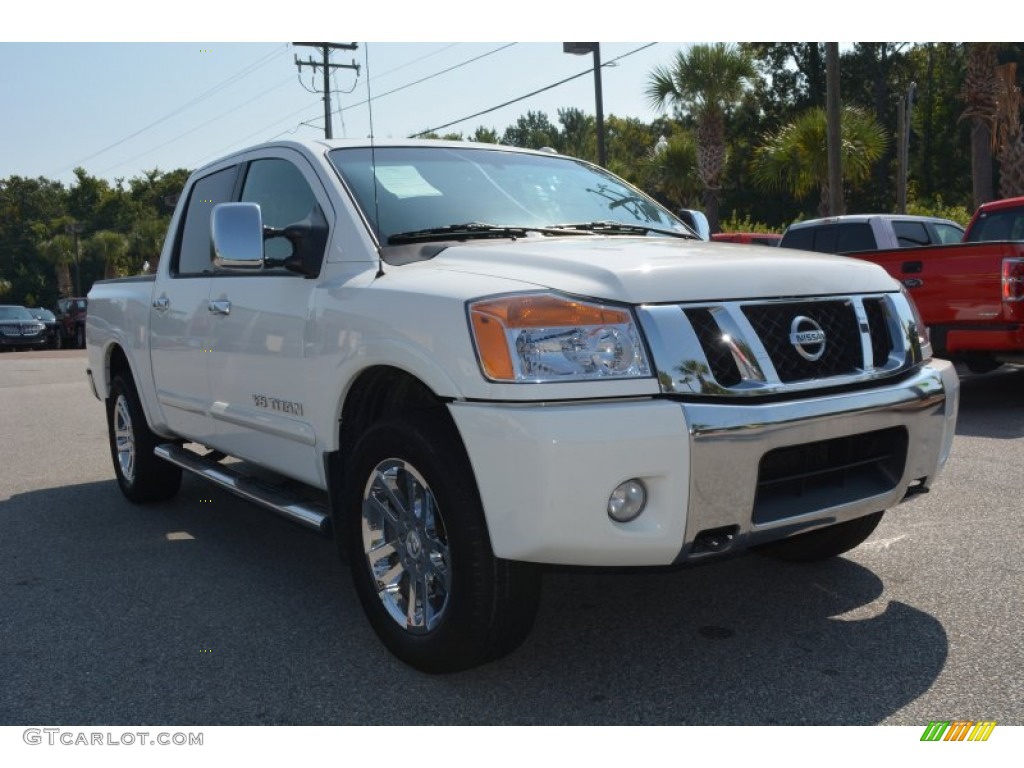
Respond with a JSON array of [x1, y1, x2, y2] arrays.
[[27, 307, 61, 348], [0, 305, 48, 351]]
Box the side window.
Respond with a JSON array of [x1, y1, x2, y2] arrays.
[[812, 225, 839, 254], [892, 220, 930, 247], [780, 227, 813, 251], [177, 167, 238, 275], [933, 223, 965, 244], [835, 223, 875, 252], [240, 158, 320, 263]]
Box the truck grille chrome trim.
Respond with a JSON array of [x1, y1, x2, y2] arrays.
[[638, 293, 911, 398]]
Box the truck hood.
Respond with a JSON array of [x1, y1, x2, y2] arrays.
[[420, 236, 898, 303]]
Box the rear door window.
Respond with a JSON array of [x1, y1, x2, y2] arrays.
[[892, 220, 931, 247], [835, 223, 875, 252]]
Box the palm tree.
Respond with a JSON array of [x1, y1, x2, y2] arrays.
[[39, 234, 75, 298], [751, 106, 888, 217], [994, 62, 1024, 198], [645, 132, 701, 211], [960, 43, 999, 207], [85, 231, 129, 280], [646, 44, 756, 233]]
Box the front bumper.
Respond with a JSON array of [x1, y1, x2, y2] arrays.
[[0, 334, 47, 349], [449, 359, 959, 567]]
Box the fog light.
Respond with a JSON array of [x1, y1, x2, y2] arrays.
[[607, 479, 647, 523]]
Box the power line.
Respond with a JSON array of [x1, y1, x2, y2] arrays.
[[97, 76, 294, 176], [50, 44, 288, 176], [201, 43, 520, 158], [411, 43, 658, 137], [339, 43, 517, 113]]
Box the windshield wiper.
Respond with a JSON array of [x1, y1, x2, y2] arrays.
[[548, 221, 698, 239], [387, 222, 588, 245]]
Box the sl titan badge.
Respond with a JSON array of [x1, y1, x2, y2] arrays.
[[789, 315, 827, 361]]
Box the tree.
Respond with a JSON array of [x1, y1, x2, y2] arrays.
[[85, 231, 129, 280], [961, 43, 1000, 207], [557, 107, 595, 161], [470, 127, 499, 144], [993, 62, 1024, 198], [501, 111, 560, 150], [39, 234, 76, 298], [752, 106, 888, 217], [644, 131, 701, 211], [646, 44, 756, 233]]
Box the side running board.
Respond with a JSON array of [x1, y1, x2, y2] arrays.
[[154, 443, 331, 535]]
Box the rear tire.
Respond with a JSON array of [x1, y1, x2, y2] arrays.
[[76, 325, 85, 349], [754, 511, 884, 563], [106, 374, 182, 503], [342, 412, 541, 673]]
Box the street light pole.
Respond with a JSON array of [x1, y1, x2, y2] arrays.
[[563, 43, 606, 167]]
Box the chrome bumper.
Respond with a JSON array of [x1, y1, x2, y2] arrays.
[[676, 358, 959, 563]]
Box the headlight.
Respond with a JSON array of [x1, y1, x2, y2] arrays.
[[468, 293, 651, 382]]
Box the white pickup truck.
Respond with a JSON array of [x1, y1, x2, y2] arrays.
[[87, 139, 960, 672]]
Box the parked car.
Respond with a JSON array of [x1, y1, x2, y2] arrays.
[[0, 305, 48, 351], [711, 232, 782, 246], [27, 307, 60, 348], [54, 297, 88, 348], [780, 214, 964, 254], [783, 203, 1024, 374]]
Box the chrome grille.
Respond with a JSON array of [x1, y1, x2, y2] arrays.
[[684, 308, 741, 387], [742, 300, 861, 382], [637, 292, 917, 398], [863, 298, 893, 367]]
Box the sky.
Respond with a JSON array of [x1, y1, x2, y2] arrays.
[[2, 2, 980, 188], [0, 41, 691, 186]]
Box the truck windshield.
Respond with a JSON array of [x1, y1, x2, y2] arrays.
[[328, 146, 689, 246]]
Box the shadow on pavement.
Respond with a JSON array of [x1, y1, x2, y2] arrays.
[[1, 474, 947, 725]]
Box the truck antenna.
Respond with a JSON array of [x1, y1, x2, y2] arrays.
[[364, 43, 385, 279]]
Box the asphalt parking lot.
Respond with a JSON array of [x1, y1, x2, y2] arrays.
[[1, 350, 1021, 725]]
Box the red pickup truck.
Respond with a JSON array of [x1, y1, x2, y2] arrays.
[[784, 199, 1024, 373]]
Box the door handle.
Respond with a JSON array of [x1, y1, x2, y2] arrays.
[[902, 278, 924, 289], [208, 299, 232, 316], [902, 261, 923, 274], [152, 296, 170, 311]]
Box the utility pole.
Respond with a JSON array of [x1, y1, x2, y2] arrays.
[[65, 221, 84, 297], [293, 43, 360, 139], [825, 42, 844, 217], [897, 82, 917, 214]]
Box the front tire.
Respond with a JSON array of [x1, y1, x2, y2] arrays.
[[342, 413, 541, 673], [106, 374, 182, 503], [754, 511, 884, 563]]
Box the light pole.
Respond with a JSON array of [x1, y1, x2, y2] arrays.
[[563, 43, 606, 167]]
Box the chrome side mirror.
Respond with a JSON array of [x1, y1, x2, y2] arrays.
[[211, 202, 265, 270]]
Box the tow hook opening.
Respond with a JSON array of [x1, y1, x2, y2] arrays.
[[902, 477, 930, 501], [693, 525, 740, 554]]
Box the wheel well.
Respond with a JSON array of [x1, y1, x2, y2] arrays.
[[339, 366, 449, 453], [106, 344, 132, 396], [327, 367, 453, 551]]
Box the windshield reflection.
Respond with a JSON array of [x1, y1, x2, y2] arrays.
[[329, 146, 686, 245]]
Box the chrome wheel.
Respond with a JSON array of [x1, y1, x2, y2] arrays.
[[361, 459, 451, 633], [113, 394, 136, 483]]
